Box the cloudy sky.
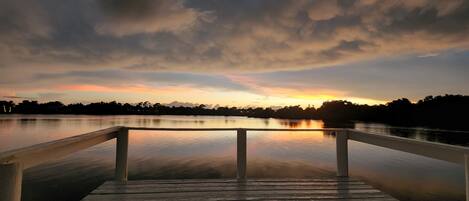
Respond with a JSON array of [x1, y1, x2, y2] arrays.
[[1, 0, 468, 107]]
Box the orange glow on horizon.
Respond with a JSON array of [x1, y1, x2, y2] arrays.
[[8, 83, 386, 107]]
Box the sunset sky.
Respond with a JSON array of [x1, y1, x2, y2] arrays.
[[1, 0, 468, 107]]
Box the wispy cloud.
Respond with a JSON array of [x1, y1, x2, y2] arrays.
[[3, 96, 35, 99], [56, 84, 190, 94], [30, 70, 248, 91], [418, 52, 440, 58]]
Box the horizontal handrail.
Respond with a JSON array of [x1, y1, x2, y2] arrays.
[[0, 126, 122, 168], [126, 127, 343, 132], [347, 129, 469, 164]]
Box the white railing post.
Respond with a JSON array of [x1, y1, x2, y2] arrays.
[[0, 162, 23, 201], [336, 130, 349, 177], [115, 127, 129, 182], [465, 154, 469, 201], [237, 129, 247, 180]]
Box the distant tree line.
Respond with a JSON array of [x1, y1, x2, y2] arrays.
[[1, 94, 469, 130]]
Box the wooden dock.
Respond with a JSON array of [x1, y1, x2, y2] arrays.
[[82, 178, 397, 201]]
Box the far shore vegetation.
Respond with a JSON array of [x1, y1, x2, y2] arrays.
[[1, 94, 469, 130]]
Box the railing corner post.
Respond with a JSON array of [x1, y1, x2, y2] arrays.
[[336, 130, 349, 177], [237, 129, 247, 181], [0, 162, 23, 201], [115, 127, 129, 182], [465, 154, 469, 201]]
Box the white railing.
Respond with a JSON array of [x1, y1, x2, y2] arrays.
[[1, 127, 469, 201]]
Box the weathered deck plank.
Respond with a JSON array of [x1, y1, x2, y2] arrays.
[[82, 178, 397, 201]]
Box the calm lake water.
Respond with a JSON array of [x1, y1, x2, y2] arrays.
[[0, 114, 468, 201]]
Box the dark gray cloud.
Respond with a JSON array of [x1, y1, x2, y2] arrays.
[[95, 0, 208, 36], [320, 39, 374, 59], [1, 0, 468, 72]]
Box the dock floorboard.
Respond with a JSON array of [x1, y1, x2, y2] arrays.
[[82, 178, 398, 201]]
